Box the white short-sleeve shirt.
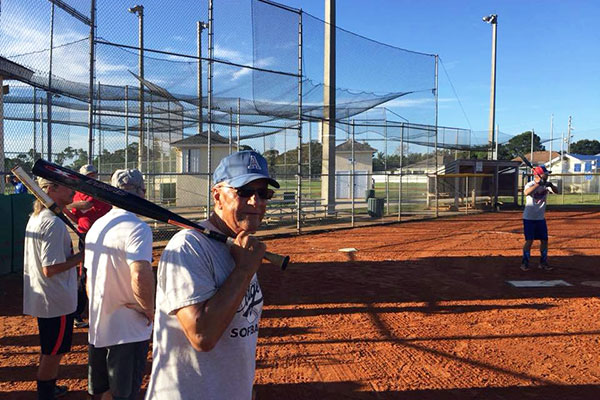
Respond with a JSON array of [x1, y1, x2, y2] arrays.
[[145, 221, 263, 400], [23, 209, 77, 318], [85, 208, 153, 347], [523, 181, 549, 220]]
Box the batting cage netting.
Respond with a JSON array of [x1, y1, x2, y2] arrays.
[[1, 0, 534, 240]]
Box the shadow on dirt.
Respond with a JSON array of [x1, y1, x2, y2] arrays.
[[254, 381, 600, 400], [258, 255, 600, 307]]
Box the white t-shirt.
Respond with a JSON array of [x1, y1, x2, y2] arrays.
[[23, 209, 77, 318], [523, 180, 549, 220], [145, 221, 263, 400], [85, 208, 153, 347]]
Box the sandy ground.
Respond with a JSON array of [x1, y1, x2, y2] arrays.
[[2, 209, 600, 399]]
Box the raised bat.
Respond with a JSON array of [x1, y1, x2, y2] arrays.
[[32, 159, 290, 270], [11, 165, 84, 241], [517, 152, 553, 188]]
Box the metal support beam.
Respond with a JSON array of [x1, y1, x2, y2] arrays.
[[88, 0, 96, 163], [48, 0, 91, 25]]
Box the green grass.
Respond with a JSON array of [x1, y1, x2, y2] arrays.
[[276, 179, 428, 200]]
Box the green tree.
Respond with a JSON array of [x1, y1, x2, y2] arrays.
[[266, 141, 322, 177], [4, 149, 42, 172], [497, 131, 545, 160], [570, 139, 600, 155]]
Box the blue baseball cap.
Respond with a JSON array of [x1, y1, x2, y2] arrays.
[[213, 150, 280, 188]]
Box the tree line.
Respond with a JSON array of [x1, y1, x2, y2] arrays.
[[6, 132, 600, 175]]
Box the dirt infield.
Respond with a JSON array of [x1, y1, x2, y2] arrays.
[[2, 209, 600, 399]]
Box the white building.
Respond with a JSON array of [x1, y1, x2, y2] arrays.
[[171, 131, 230, 207], [551, 153, 600, 173], [335, 140, 376, 199]]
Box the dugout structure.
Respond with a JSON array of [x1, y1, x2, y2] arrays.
[[429, 159, 521, 211]]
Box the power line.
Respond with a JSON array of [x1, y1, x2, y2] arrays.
[[439, 57, 472, 131]]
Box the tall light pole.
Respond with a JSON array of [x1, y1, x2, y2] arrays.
[[483, 13, 497, 160], [128, 4, 144, 172]]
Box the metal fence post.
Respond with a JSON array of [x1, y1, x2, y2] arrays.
[[351, 120, 355, 227], [296, 9, 303, 233]]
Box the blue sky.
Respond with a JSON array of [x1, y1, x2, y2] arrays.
[[281, 0, 600, 143], [2, 0, 600, 154]]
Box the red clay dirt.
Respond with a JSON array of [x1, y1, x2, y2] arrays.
[[2, 209, 600, 399]]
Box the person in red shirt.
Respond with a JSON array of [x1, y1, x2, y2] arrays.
[[66, 164, 111, 328], [69, 165, 112, 235]]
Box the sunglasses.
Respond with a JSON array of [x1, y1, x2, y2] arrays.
[[222, 185, 274, 200]]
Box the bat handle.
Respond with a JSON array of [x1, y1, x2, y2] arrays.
[[225, 237, 290, 270], [264, 251, 290, 271]]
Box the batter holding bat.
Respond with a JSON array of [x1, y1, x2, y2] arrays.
[[145, 151, 278, 400], [521, 165, 559, 271]]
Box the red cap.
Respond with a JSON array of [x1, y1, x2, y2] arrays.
[[533, 166, 550, 176]]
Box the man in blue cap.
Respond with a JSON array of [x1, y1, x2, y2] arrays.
[[521, 165, 559, 271], [146, 150, 279, 400]]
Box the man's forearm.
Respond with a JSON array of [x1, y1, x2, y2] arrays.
[[43, 252, 84, 278], [202, 266, 256, 337], [68, 201, 92, 211], [131, 262, 155, 312], [176, 265, 256, 352]]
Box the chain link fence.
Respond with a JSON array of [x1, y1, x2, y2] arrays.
[[2, 0, 516, 241]]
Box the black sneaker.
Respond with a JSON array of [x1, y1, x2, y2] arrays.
[[520, 262, 531, 271], [74, 319, 88, 328], [539, 261, 553, 271], [54, 385, 68, 398]]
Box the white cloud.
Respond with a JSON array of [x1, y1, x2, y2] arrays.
[[231, 68, 251, 81], [383, 96, 454, 108], [214, 45, 247, 65]]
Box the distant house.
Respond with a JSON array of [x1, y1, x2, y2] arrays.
[[171, 131, 230, 207], [556, 154, 600, 173], [512, 151, 561, 169], [513, 152, 600, 174], [335, 140, 376, 199]]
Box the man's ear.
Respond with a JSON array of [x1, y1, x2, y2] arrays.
[[212, 187, 222, 209]]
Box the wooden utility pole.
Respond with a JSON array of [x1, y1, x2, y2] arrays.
[[321, 0, 336, 215]]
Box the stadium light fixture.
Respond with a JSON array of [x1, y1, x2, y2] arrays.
[[482, 14, 497, 24], [482, 13, 498, 160], [128, 5, 143, 15]]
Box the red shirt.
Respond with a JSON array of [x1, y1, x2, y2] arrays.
[[71, 192, 112, 233]]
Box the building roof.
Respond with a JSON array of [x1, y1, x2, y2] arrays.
[[336, 140, 376, 153], [568, 154, 600, 161], [512, 151, 560, 165], [171, 131, 229, 147]]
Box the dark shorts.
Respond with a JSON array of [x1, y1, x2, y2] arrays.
[[523, 219, 548, 241], [88, 340, 149, 400], [37, 314, 75, 355]]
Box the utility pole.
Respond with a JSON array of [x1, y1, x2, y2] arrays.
[[197, 20, 208, 136], [321, 0, 336, 215], [530, 128, 534, 170], [561, 129, 565, 173], [567, 116, 572, 154], [495, 124, 499, 159], [549, 114, 553, 164], [128, 4, 144, 172], [483, 14, 498, 160]]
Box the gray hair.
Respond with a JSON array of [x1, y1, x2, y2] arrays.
[[111, 169, 145, 194]]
